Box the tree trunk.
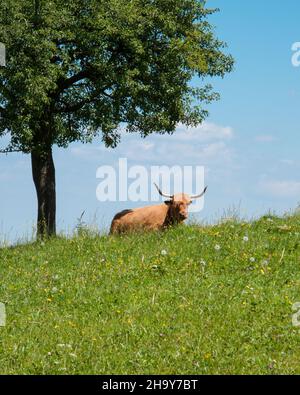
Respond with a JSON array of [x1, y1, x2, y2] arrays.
[[31, 148, 56, 238]]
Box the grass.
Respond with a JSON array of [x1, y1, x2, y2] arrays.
[[0, 213, 300, 374]]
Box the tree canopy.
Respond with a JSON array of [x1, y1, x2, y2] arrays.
[[0, 0, 233, 153]]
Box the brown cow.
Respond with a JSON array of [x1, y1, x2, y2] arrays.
[[109, 183, 207, 234]]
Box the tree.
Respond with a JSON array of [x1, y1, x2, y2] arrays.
[[0, 0, 233, 238]]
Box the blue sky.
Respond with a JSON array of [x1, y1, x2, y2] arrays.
[[1, 0, 300, 243]]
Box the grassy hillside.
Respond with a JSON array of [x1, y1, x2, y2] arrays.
[[0, 213, 300, 374]]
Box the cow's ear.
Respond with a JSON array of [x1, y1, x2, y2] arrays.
[[164, 200, 172, 205]]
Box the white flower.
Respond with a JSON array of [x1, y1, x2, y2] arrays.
[[57, 343, 72, 349], [51, 287, 58, 293], [262, 260, 269, 267], [243, 236, 249, 242], [214, 244, 221, 251], [249, 257, 256, 263], [200, 259, 206, 266], [161, 249, 167, 256], [53, 274, 59, 281]]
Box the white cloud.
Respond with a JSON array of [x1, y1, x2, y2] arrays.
[[174, 121, 234, 142], [119, 138, 233, 165], [119, 121, 233, 142], [260, 180, 300, 197], [70, 121, 235, 166], [141, 142, 155, 151], [119, 121, 234, 164], [69, 145, 109, 160]]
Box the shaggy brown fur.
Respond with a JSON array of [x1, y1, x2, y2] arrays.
[[110, 192, 205, 234]]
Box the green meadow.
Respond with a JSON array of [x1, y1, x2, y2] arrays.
[[0, 213, 300, 374]]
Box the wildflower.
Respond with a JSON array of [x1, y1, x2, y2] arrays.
[[277, 225, 291, 231], [262, 260, 269, 267], [161, 249, 167, 256], [214, 244, 221, 251], [57, 344, 72, 349], [243, 236, 249, 242], [249, 257, 255, 263], [51, 287, 58, 293], [200, 259, 206, 266], [53, 274, 59, 281]]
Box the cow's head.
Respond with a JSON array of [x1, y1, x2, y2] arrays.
[[154, 183, 207, 223]]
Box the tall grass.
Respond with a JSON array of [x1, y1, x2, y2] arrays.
[[0, 212, 299, 374]]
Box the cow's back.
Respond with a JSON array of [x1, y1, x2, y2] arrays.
[[110, 204, 168, 234]]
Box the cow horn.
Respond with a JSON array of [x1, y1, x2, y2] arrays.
[[154, 183, 173, 199], [190, 186, 208, 199]]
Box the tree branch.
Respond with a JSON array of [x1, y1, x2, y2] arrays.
[[54, 87, 112, 114], [0, 147, 23, 154], [56, 70, 90, 92], [55, 97, 94, 113]]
